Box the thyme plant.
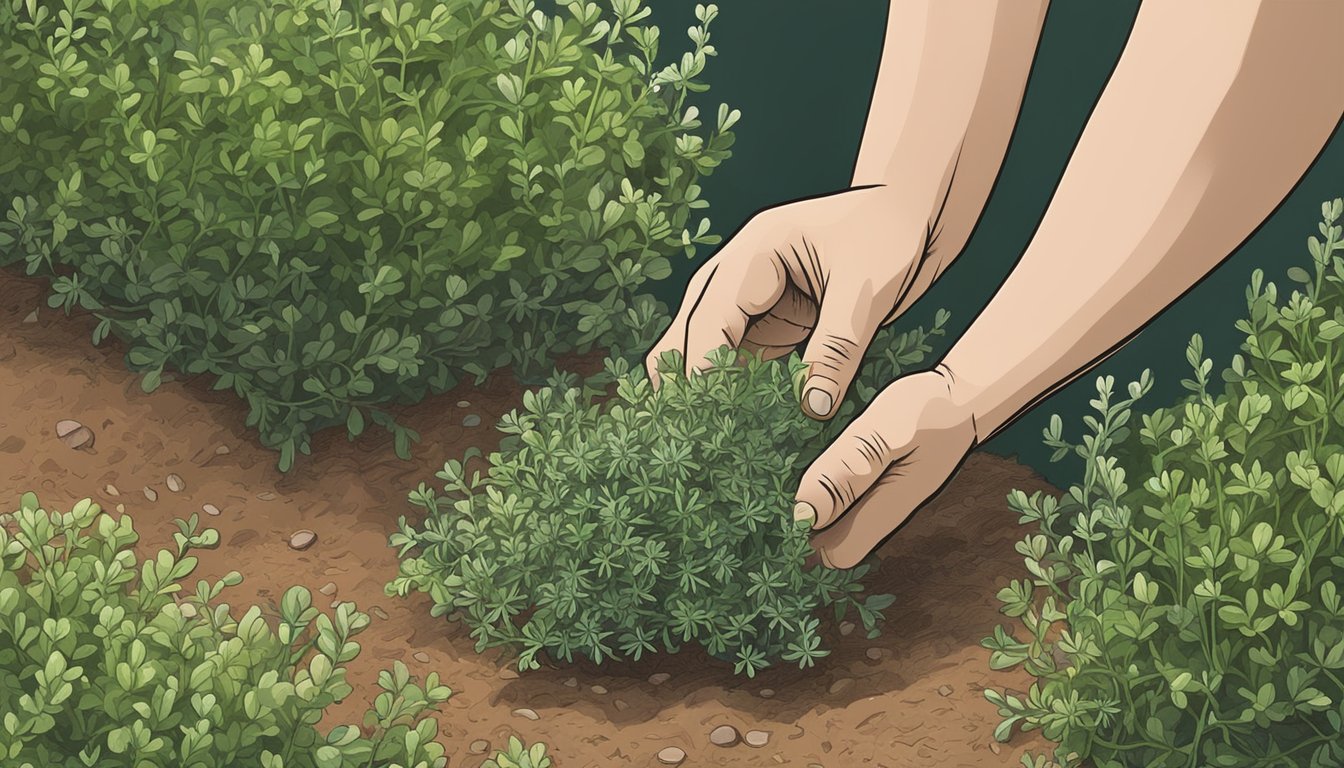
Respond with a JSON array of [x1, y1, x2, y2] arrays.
[[0, 0, 734, 469], [389, 311, 950, 676], [985, 200, 1344, 767]]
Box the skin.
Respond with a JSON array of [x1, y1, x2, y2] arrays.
[[650, 0, 1344, 569]]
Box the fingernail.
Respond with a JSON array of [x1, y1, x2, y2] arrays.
[[793, 501, 817, 525], [804, 385, 834, 418]]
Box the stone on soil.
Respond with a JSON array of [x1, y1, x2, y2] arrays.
[[319, 582, 337, 596], [745, 730, 770, 747], [648, 672, 671, 685], [865, 648, 883, 661], [563, 677, 578, 688], [512, 708, 540, 721], [288, 529, 317, 550], [657, 747, 686, 765], [759, 688, 775, 698], [55, 420, 94, 450], [839, 621, 855, 636], [828, 678, 853, 695], [499, 669, 520, 680], [371, 606, 389, 620], [938, 684, 954, 697], [469, 740, 490, 755], [143, 486, 158, 502], [166, 473, 185, 492], [709, 725, 739, 747], [215, 444, 230, 455], [413, 651, 430, 663], [590, 685, 607, 695], [23, 309, 37, 324], [258, 491, 277, 501], [203, 503, 221, 516], [456, 400, 470, 408], [462, 414, 481, 428]]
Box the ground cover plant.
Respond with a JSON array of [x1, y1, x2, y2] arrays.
[[0, 0, 734, 470], [984, 199, 1344, 767], [0, 493, 539, 768], [389, 309, 951, 676]]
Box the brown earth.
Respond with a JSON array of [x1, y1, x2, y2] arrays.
[[0, 274, 1053, 767]]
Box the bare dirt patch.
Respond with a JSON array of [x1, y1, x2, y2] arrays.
[[1, 274, 1051, 767]]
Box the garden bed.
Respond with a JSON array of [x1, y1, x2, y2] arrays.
[[0, 272, 1049, 766]]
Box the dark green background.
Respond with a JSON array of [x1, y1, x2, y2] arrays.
[[649, 1, 1343, 486]]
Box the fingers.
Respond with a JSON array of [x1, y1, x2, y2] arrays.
[[645, 254, 719, 386], [682, 250, 785, 375], [798, 281, 885, 419], [810, 463, 945, 569], [792, 417, 898, 532]]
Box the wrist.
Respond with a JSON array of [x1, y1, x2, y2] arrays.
[[931, 361, 985, 448]]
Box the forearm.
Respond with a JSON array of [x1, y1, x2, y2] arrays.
[[853, 0, 1047, 274], [940, 1, 1344, 443]]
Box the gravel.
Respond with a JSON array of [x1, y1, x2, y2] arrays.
[[709, 725, 740, 747], [745, 730, 771, 748], [288, 529, 317, 550], [657, 746, 686, 765], [512, 708, 540, 721], [166, 473, 185, 492]]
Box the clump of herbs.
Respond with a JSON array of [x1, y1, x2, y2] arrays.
[[984, 200, 1344, 768], [0, 0, 734, 470], [389, 310, 950, 676], [0, 494, 536, 768]]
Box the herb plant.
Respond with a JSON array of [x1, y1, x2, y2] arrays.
[[0, 493, 537, 768], [389, 310, 950, 676], [0, 0, 734, 470], [984, 200, 1344, 767]]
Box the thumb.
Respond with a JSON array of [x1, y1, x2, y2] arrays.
[[792, 415, 898, 533], [798, 285, 882, 420]]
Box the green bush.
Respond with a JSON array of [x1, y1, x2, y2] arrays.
[[0, 493, 538, 768], [388, 310, 950, 676], [0, 0, 734, 469], [984, 200, 1344, 768]]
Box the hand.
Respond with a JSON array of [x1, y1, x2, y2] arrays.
[[645, 185, 938, 419], [793, 367, 977, 569]]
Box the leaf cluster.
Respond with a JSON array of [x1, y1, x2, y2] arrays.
[[984, 200, 1344, 767], [0, 493, 534, 768], [0, 0, 734, 469], [389, 310, 950, 676]]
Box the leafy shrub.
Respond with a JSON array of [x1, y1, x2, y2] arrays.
[[0, 493, 539, 768], [984, 200, 1344, 767], [0, 0, 735, 469], [483, 737, 551, 768], [389, 310, 950, 676]]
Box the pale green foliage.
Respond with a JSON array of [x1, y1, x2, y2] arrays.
[[482, 737, 552, 768], [985, 200, 1344, 767], [0, 0, 734, 469], [0, 493, 463, 767]]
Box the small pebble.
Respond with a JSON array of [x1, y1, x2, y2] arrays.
[[55, 420, 94, 450], [709, 725, 740, 747], [329, 600, 340, 609], [563, 677, 578, 688], [828, 678, 853, 695], [938, 684, 954, 697], [989, 743, 1002, 755], [456, 400, 470, 408], [512, 708, 540, 721], [115, 503, 125, 514], [866, 648, 883, 661], [166, 473, 185, 492], [469, 740, 490, 755], [591, 685, 608, 695], [772, 755, 785, 764], [215, 445, 230, 455], [104, 484, 119, 497], [808, 764, 825, 768], [839, 621, 855, 636], [143, 486, 158, 502], [614, 699, 629, 711], [288, 529, 317, 550], [462, 414, 482, 428], [202, 503, 221, 516], [759, 688, 775, 698], [319, 582, 337, 596], [745, 730, 771, 748], [258, 491, 277, 501], [23, 309, 37, 324], [648, 672, 671, 685], [371, 606, 390, 620], [657, 746, 686, 765], [412, 651, 430, 663], [499, 669, 520, 680]]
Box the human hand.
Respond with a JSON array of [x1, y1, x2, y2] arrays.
[[645, 185, 938, 420], [792, 367, 976, 569]]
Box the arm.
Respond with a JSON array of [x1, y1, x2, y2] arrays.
[[940, 0, 1344, 443], [799, 0, 1344, 569], [646, 0, 1047, 418]]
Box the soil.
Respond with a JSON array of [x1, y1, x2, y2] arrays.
[[1, 273, 1053, 767]]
